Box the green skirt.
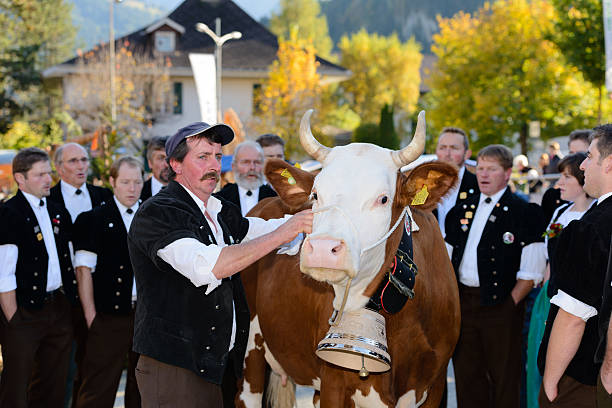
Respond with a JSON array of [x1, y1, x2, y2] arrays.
[[527, 280, 551, 408]]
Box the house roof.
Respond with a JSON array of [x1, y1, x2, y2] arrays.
[[44, 0, 350, 81]]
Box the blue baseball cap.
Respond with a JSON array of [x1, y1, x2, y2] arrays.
[[166, 122, 234, 157]]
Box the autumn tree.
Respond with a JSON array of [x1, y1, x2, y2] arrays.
[[337, 29, 422, 124], [254, 29, 324, 158], [68, 43, 171, 182], [427, 0, 598, 154], [269, 0, 333, 59], [550, 0, 605, 121]]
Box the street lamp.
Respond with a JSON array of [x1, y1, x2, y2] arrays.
[[195, 18, 242, 123], [109, 0, 123, 124]]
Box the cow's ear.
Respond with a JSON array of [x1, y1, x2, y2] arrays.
[[265, 159, 315, 209], [396, 161, 459, 210]]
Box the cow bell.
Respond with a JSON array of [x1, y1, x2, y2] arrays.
[[316, 308, 391, 376]]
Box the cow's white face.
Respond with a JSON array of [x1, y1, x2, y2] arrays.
[[301, 144, 397, 289], [298, 110, 425, 311]]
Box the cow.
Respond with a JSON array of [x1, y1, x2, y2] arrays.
[[236, 110, 461, 408]]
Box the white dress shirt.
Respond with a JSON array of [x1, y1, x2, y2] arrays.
[[437, 166, 465, 238], [238, 185, 260, 217], [0, 192, 62, 293], [61, 180, 92, 222], [550, 192, 612, 321], [151, 176, 165, 197], [74, 196, 139, 299], [156, 183, 289, 351]]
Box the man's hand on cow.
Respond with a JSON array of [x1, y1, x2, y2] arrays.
[[276, 209, 313, 244]]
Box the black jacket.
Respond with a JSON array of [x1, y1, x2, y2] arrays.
[[128, 181, 251, 384], [140, 178, 153, 202], [74, 199, 135, 314], [445, 188, 545, 306], [0, 191, 78, 308], [214, 183, 277, 214], [433, 168, 479, 220], [538, 197, 612, 385], [49, 182, 113, 210]]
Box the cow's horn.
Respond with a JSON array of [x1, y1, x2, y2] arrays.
[[300, 109, 331, 162], [390, 110, 426, 168]]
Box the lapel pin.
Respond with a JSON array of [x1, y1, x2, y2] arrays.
[[503, 206, 508, 212], [34, 226, 40, 233], [469, 188, 474, 194], [470, 204, 475, 209], [503, 232, 514, 244], [460, 218, 469, 225], [36, 232, 43, 241], [462, 204, 467, 209], [109, 223, 114, 228], [459, 192, 467, 200], [461, 225, 469, 232], [53, 226, 59, 235], [496, 203, 500, 208], [465, 211, 473, 219], [489, 215, 496, 222]]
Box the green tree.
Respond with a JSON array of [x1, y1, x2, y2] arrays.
[[269, 0, 333, 59], [550, 0, 605, 121], [379, 104, 399, 150], [427, 0, 598, 154], [338, 29, 422, 124]]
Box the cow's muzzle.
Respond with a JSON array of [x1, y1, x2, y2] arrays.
[[300, 235, 355, 283]]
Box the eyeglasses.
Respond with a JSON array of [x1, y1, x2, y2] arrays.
[[62, 157, 90, 165]]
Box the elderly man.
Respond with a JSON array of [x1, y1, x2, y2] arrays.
[[539, 124, 612, 407], [140, 136, 169, 201], [127, 122, 312, 407], [73, 156, 144, 408], [255, 133, 286, 161], [434, 127, 479, 237], [0, 148, 78, 407], [445, 144, 546, 408], [215, 141, 277, 216]]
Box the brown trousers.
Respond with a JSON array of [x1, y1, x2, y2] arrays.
[[75, 311, 140, 408], [453, 285, 525, 408], [538, 374, 596, 407], [0, 293, 73, 408], [136, 355, 223, 408], [597, 374, 612, 408]]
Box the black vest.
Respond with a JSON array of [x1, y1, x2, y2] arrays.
[[214, 182, 277, 214], [445, 188, 545, 305], [128, 181, 250, 384], [0, 191, 78, 308], [74, 199, 135, 314]]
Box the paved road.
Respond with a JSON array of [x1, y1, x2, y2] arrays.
[[114, 362, 458, 407]]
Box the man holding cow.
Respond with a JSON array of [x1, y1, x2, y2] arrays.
[[127, 121, 313, 407]]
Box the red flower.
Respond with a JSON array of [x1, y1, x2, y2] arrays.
[[542, 222, 563, 239]]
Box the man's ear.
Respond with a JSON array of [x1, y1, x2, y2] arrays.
[[169, 158, 182, 176], [395, 161, 459, 210], [14, 172, 25, 187], [265, 159, 315, 209], [464, 149, 472, 162]]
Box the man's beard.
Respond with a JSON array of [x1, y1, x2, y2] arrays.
[[235, 171, 264, 191]]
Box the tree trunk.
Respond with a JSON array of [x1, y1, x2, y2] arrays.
[[520, 122, 528, 155]]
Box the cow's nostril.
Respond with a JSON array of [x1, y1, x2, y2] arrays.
[[331, 242, 344, 255]]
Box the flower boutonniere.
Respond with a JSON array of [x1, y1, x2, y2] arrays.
[[542, 222, 563, 239]]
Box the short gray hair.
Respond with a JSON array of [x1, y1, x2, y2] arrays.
[[232, 141, 264, 164], [54, 142, 88, 166]]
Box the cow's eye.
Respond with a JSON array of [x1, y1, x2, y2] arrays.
[[378, 195, 389, 205], [310, 191, 318, 200]]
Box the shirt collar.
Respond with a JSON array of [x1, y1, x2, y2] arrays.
[[598, 191, 612, 205], [177, 182, 216, 216], [237, 184, 258, 197], [61, 180, 87, 196], [22, 190, 46, 209], [151, 176, 165, 194], [457, 165, 466, 180], [113, 195, 138, 215], [479, 186, 507, 206]]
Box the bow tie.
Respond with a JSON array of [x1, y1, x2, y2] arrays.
[[126, 208, 134, 214], [484, 197, 492, 204], [39, 199, 45, 207], [75, 188, 82, 195], [246, 190, 253, 197]]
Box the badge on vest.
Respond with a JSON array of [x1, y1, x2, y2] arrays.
[[36, 232, 43, 241], [503, 232, 514, 244], [459, 192, 467, 200]]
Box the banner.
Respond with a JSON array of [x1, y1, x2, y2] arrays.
[[604, 0, 612, 91], [188, 53, 216, 123]]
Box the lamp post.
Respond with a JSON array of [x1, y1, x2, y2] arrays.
[[195, 18, 242, 123], [109, 0, 123, 124]]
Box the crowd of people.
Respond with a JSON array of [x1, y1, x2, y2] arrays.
[[0, 118, 610, 408]]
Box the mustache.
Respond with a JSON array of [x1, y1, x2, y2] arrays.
[[200, 171, 220, 182]]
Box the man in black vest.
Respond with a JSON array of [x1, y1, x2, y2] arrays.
[[539, 124, 612, 407], [215, 141, 277, 216], [140, 136, 169, 201], [445, 144, 546, 408], [433, 126, 479, 238], [0, 147, 79, 407], [73, 156, 144, 408], [128, 122, 312, 407], [50, 142, 113, 406]]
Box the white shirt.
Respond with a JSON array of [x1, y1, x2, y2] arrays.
[[61, 180, 92, 222], [156, 183, 289, 351], [551, 192, 612, 321], [0, 192, 63, 293], [457, 187, 545, 287], [74, 196, 139, 299], [237, 185, 260, 217], [437, 166, 466, 237], [151, 176, 165, 197]]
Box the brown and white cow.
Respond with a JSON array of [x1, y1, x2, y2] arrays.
[[237, 110, 460, 408]]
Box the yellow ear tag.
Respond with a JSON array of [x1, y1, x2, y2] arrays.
[[294, 163, 301, 169], [411, 185, 429, 206], [280, 168, 296, 185]]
